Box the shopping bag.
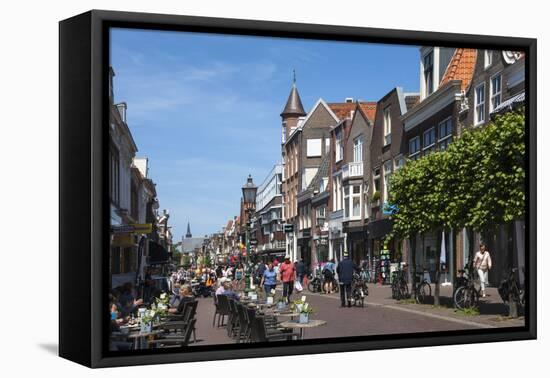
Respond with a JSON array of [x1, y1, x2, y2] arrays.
[[294, 281, 303, 292]]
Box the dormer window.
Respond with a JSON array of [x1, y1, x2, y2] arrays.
[[424, 51, 434, 96], [335, 129, 343, 162], [484, 50, 493, 69], [383, 106, 392, 146]]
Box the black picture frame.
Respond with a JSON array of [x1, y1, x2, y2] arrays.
[[59, 9, 537, 368]]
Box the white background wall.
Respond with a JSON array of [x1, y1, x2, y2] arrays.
[[0, 0, 546, 375]]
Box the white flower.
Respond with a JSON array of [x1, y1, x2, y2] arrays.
[[160, 293, 167, 299]]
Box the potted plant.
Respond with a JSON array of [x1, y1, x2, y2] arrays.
[[140, 309, 155, 333], [154, 293, 169, 318], [276, 297, 286, 310], [299, 302, 314, 324], [291, 299, 304, 313]]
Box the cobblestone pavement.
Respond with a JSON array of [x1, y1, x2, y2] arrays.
[[190, 283, 524, 346]]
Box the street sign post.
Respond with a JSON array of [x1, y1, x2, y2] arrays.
[[283, 224, 294, 233]]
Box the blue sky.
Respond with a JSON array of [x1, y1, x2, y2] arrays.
[[110, 28, 420, 240]]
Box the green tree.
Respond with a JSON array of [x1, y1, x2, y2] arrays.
[[389, 109, 525, 308], [389, 151, 450, 304]]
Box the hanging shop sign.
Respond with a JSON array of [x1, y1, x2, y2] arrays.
[[283, 224, 294, 233], [111, 223, 153, 234]]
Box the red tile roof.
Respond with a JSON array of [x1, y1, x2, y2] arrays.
[[328, 102, 357, 120], [357, 101, 377, 122], [440, 48, 478, 91]]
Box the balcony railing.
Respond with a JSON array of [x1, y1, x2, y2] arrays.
[[342, 161, 363, 179]]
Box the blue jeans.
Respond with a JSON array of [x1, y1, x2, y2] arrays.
[[264, 284, 276, 295]]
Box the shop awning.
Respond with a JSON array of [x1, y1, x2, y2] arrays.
[[148, 240, 171, 265], [490, 91, 525, 116], [366, 219, 393, 240]]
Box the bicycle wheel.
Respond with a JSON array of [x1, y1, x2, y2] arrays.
[[454, 286, 467, 309], [454, 286, 478, 309], [391, 282, 398, 299], [465, 287, 479, 308], [307, 281, 316, 293], [399, 282, 409, 300], [416, 282, 431, 304], [332, 279, 339, 293]]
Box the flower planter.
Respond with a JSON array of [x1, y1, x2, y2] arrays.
[[277, 301, 286, 310], [140, 322, 152, 333], [299, 313, 309, 324]]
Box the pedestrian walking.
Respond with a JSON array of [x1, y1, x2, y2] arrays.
[[323, 259, 336, 294], [296, 259, 306, 285], [337, 252, 357, 307], [279, 255, 296, 302], [474, 243, 492, 297], [260, 262, 278, 296]]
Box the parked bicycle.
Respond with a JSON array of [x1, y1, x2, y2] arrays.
[[307, 271, 323, 293], [498, 268, 525, 306], [391, 268, 410, 300], [413, 271, 431, 304], [453, 263, 480, 310]]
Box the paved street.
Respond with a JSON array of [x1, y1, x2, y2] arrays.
[[190, 284, 524, 346]]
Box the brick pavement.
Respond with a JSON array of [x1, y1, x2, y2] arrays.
[[189, 282, 524, 346]]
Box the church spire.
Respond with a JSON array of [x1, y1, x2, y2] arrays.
[[185, 222, 192, 238], [280, 70, 306, 117]]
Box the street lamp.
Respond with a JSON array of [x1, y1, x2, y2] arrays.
[[241, 174, 257, 287]]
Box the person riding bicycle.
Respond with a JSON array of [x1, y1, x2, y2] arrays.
[[322, 259, 336, 294]]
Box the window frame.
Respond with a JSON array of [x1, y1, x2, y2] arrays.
[[353, 134, 363, 163], [423, 127, 436, 150], [484, 50, 493, 69], [409, 136, 421, 159], [383, 106, 392, 146], [490, 72, 503, 112], [423, 50, 434, 97], [474, 82, 486, 126]]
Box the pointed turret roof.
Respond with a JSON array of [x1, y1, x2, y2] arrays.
[[281, 75, 306, 117], [185, 222, 192, 238]]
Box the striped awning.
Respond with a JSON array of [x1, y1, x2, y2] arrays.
[[491, 91, 525, 116]]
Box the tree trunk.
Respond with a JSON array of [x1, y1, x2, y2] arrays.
[[509, 292, 519, 318], [434, 229, 442, 306], [411, 235, 417, 298]]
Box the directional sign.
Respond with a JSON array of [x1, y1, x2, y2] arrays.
[[249, 239, 258, 246], [283, 224, 294, 233]]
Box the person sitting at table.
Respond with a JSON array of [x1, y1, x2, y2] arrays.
[[168, 284, 194, 314], [219, 282, 240, 301], [169, 285, 181, 307], [260, 262, 278, 296], [215, 277, 229, 296], [118, 282, 144, 317]]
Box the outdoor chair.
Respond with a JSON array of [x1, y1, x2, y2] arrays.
[[148, 318, 196, 349], [250, 316, 299, 343], [164, 300, 197, 343], [226, 298, 240, 338], [235, 303, 250, 343], [214, 294, 231, 327]]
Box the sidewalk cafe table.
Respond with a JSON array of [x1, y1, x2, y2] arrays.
[[278, 319, 327, 340], [263, 309, 300, 320], [127, 329, 163, 349]]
